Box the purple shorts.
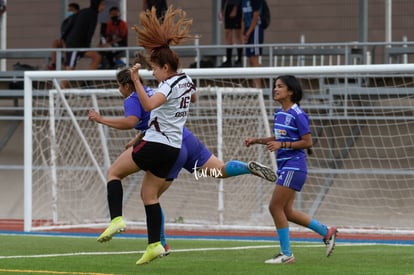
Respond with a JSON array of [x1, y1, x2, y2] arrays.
[[276, 170, 307, 192], [166, 131, 212, 180]]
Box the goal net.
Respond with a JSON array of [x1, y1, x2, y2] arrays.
[[24, 65, 414, 235], [23, 70, 274, 232]]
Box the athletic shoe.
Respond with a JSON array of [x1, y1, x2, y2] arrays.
[[97, 216, 126, 243], [136, 241, 165, 265], [234, 59, 243, 67], [323, 227, 338, 257], [248, 161, 277, 182], [220, 60, 232, 67], [163, 243, 171, 256], [264, 253, 295, 264]]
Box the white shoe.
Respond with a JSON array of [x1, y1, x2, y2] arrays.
[[323, 227, 338, 257], [248, 161, 277, 182], [265, 253, 295, 264]]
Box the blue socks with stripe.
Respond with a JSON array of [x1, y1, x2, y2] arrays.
[[224, 160, 250, 177], [308, 219, 329, 237], [277, 227, 292, 256], [160, 207, 166, 247]]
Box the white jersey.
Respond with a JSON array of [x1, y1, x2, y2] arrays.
[[143, 73, 196, 148]]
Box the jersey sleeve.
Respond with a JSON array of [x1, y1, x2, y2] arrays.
[[119, 21, 128, 39], [157, 81, 173, 97], [124, 95, 143, 119], [251, 0, 262, 12], [296, 112, 311, 137]]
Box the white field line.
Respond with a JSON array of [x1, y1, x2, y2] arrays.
[[0, 244, 324, 259], [0, 243, 380, 260]]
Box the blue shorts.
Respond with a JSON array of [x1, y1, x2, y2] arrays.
[[166, 132, 212, 180], [245, 26, 264, 57], [276, 169, 307, 192]]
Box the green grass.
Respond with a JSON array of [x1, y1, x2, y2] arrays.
[[0, 235, 413, 275]]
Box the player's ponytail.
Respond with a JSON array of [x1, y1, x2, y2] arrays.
[[132, 6, 193, 71]]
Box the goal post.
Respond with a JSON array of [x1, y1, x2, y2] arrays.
[[23, 69, 274, 232], [24, 65, 414, 234]]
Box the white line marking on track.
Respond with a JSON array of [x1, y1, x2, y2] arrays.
[[0, 242, 394, 260], [0, 244, 322, 259]]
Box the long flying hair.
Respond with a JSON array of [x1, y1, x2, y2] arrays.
[[132, 6, 193, 71]]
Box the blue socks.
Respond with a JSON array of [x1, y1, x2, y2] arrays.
[[308, 219, 328, 237], [160, 207, 166, 247], [277, 227, 292, 256], [224, 160, 250, 177]]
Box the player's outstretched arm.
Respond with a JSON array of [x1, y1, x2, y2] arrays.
[[88, 109, 139, 130]]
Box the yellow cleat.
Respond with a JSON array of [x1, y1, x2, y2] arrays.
[[97, 216, 126, 243], [136, 242, 165, 265]]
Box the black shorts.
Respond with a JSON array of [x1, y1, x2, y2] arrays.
[[132, 140, 180, 178], [224, 4, 242, 29]]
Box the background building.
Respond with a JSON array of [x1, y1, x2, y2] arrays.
[[3, 0, 414, 68]]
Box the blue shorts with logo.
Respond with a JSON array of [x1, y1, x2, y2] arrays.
[[276, 169, 307, 192]]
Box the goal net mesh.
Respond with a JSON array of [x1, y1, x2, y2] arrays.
[[25, 71, 273, 231], [24, 66, 414, 234]]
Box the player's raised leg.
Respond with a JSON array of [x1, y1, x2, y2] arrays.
[[97, 147, 139, 242], [200, 154, 276, 182]]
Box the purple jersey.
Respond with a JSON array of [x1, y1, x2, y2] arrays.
[[166, 127, 213, 179], [124, 86, 153, 131], [273, 103, 310, 173]]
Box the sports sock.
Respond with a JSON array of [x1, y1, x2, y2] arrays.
[[277, 227, 292, 256], [145, 203, 162, 244], [160, 207, 166, 247], [307, 219, 329, 237], [224, 160, 250, 177], [237, 48, 243, 62], [107, 179, 123, 220], [226, 48, 232, 62]]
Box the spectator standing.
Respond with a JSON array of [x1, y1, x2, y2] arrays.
[[62, 0, 104, 87], [220, 0, 243, 67], [242, 0, 263, 87], [100, 6, 128, 68], [48, 2, 80, 70], [142, 0, 168, 21]]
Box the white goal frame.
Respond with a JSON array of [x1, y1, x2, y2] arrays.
[[23, 69, 274, 232], [24, 64, 414, 234]]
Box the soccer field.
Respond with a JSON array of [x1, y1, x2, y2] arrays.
[[0, 233, 413, 275]]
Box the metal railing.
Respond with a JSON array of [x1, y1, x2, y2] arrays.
[[1, 39, 414, 72]]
